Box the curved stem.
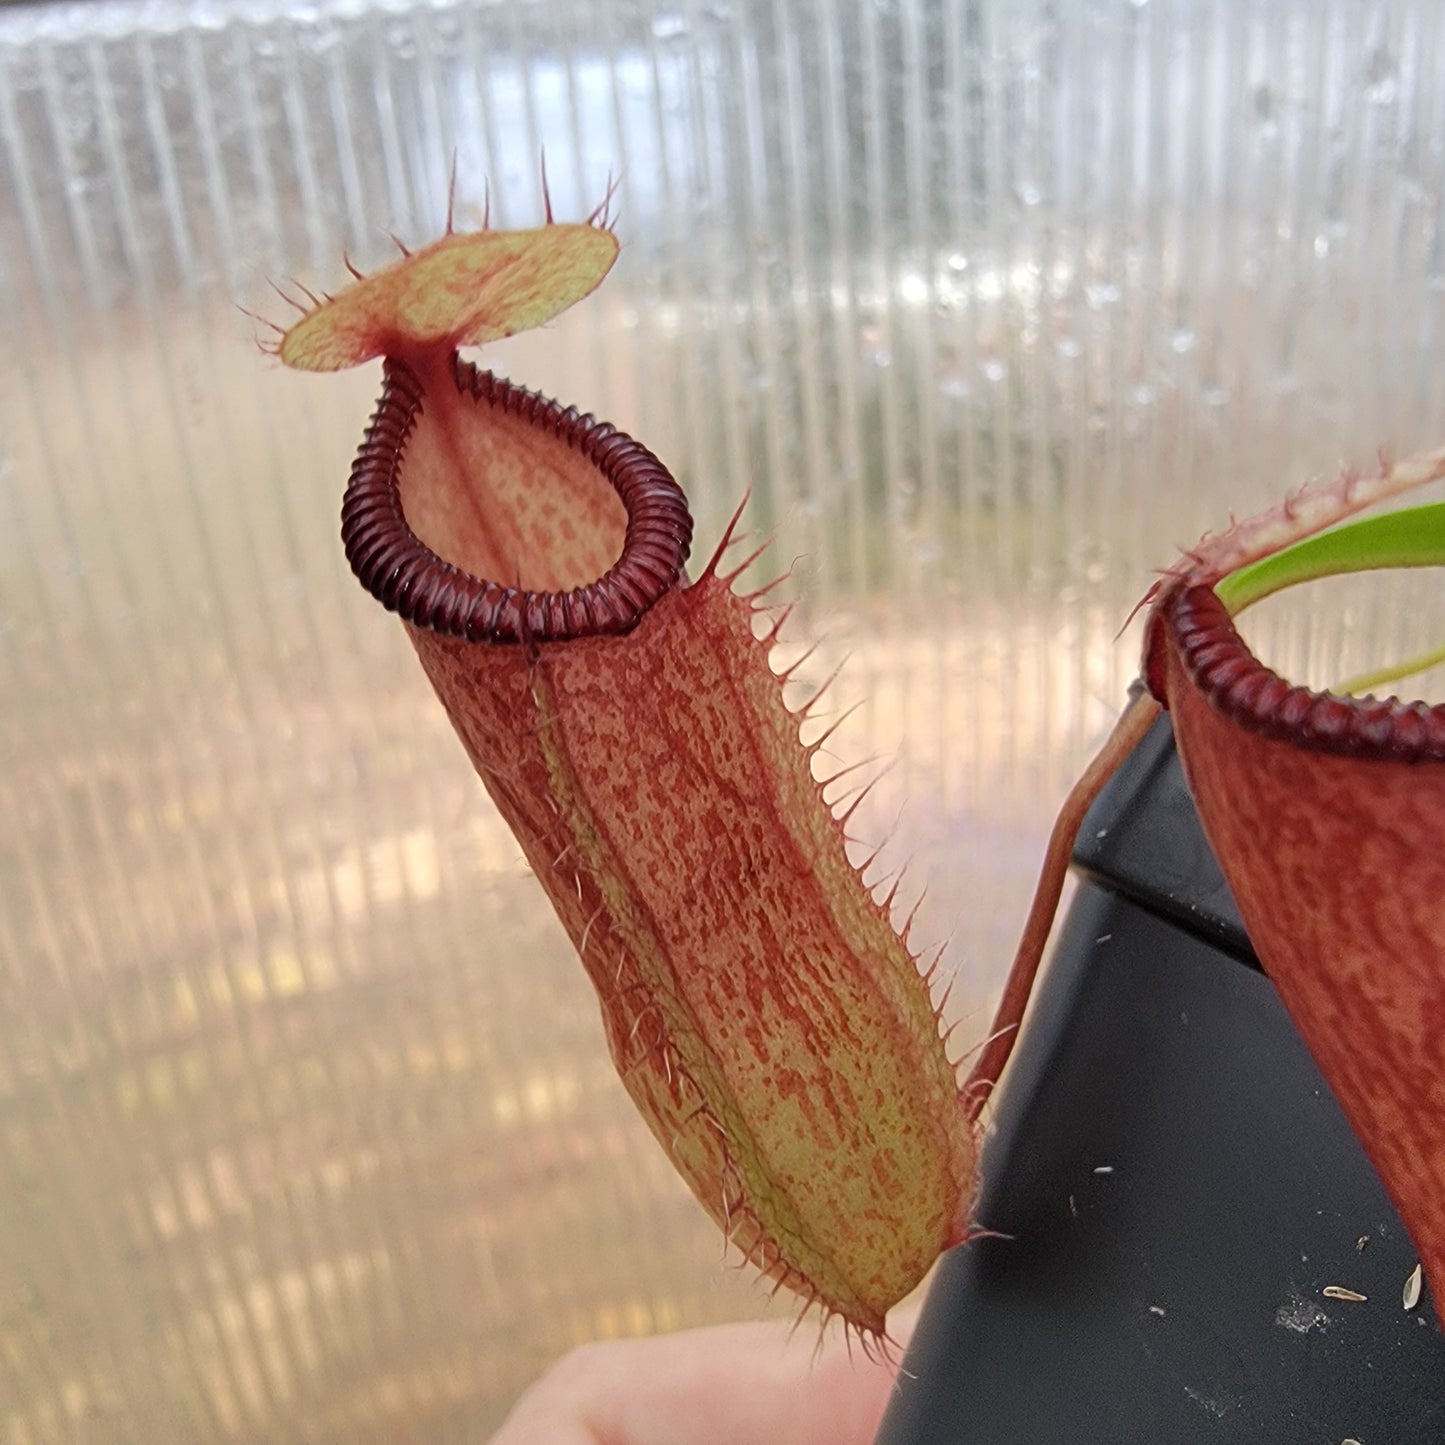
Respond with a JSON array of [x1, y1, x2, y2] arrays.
[[962, 693, 1161, 1122], [1336, 639, 1445, 697]]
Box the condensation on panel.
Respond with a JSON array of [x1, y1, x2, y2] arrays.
[[1, 0, 1443, 1438]]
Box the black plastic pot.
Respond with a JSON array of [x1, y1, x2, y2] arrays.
[[874, 714, 1445, 1444]]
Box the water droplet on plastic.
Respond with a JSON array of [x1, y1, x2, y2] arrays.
[[946, 253, 969, 273], [651, 11, 688, 38], [860, 321, 891, 368], [1130, 383, 1157, 407], [1365, 48, 1398, 104], [1017, 183, 1042, 208], [1086, 282, 1120, 309], [384, 21, 417, 59], [1203, 385, 1230, 408], [938, 370, 970, 399], [1169, 328, 1197, 355], [1313, 234, 1330, 260], [1399, 176, 1430, 208], [306, 23, 341, 54], [898, 272, 930, 306], [981, 358, 1008, 383], [1056, 335, 1082, 359]]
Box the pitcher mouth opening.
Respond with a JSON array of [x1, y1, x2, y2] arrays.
[[1149, 582, 1445, 763], [340, 354, 693, 645]]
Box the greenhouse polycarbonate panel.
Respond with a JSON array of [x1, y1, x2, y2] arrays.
[[1, 0, 1443, 1438]]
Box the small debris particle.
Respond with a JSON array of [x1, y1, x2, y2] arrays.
[[1322, 1286, 1367, 1302], [1404, 1263, 1423, 1311], [1093, 1165, 1114, 1175], [1068, 1193, 1077, 1218], [1095, 933, 1113, 945], [1095, 828, 1109, 839], [1355, 1235, 1370, 1252], [1149, 1304, 1166, 1317], [1342, 1438, 1362, 1444]]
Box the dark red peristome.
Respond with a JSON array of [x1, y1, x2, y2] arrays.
[[1146, 581, 1445, 1323], [1146, 584, 1445, 762], [342, 356, 693, 643]]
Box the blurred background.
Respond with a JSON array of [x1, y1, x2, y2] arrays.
[[1, 0, 1443, 1438]]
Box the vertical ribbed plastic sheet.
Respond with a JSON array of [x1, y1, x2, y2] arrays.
[[1, 0, 1442, 1438]]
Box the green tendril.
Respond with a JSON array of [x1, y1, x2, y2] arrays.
[[1217, 500, 1445, 696]]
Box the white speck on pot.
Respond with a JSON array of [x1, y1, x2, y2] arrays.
[[1275, 1287, 1329, 1334]]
